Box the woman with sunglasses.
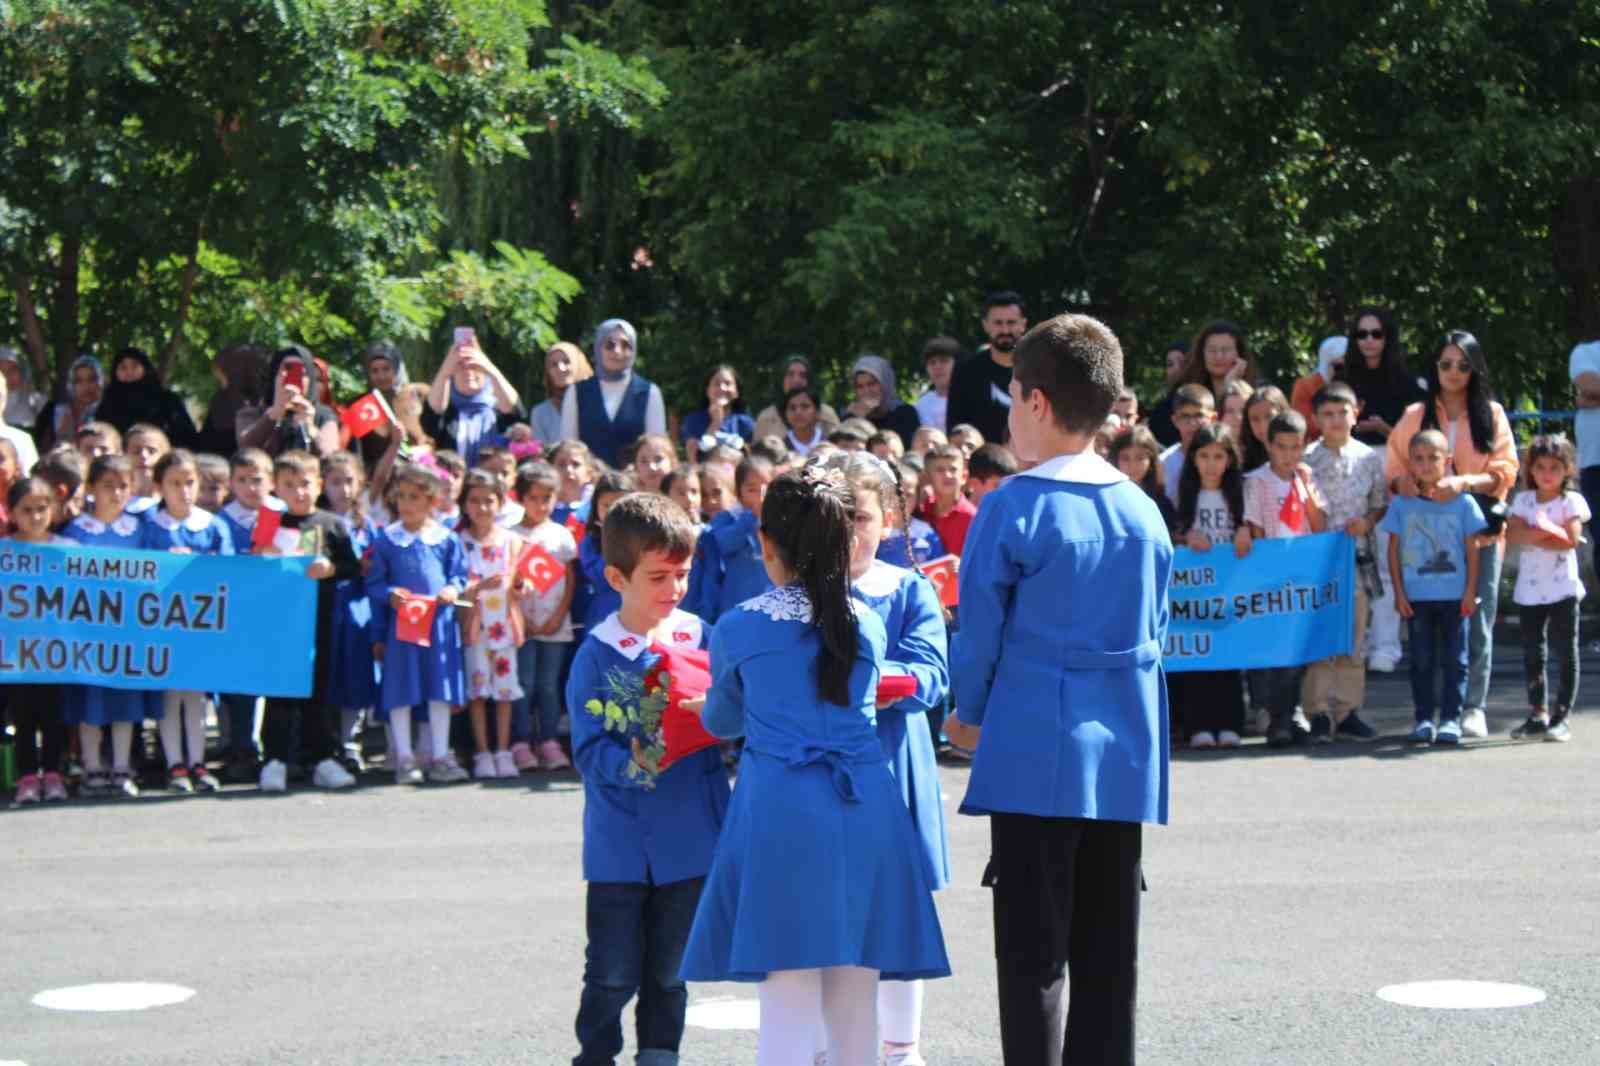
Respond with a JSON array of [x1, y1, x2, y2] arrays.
[[1385, 331, 1519, 739]]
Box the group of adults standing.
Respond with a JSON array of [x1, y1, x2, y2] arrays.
[[1145, 306, 1526, 737]]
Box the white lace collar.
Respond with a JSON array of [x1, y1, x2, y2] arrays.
[[223, 497, 284, 526], [384, 519, 450, 547], [150, 507, 214, 533], [1018, 449, 1127, 486], [590, 609, 704, 661], [739, 583, 814, 624], [854, 558, 906, 598], [73, 513, 141, 536], [125, 496, 158, 515]]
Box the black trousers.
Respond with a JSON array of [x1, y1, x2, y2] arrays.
[[260, 698, 337, 765], [987, 813, 1142, 1066], [1168, 669, 1244, 738], [1521, 596, 1580, 712], [2, 684, 66, 777]]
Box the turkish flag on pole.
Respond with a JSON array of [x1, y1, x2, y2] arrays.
[[565, 512, 587, 545], [250, 506, 283, 551], [922, 554, 960, 608], [395, 594, 439, 646], [650, 644, 720, 770], [341, 391, 394, 439], [516, 543, 565, 596], [1278, 479, 1305, 533]]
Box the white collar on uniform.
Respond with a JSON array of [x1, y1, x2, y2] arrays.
[[854, 558, 906, 597], [384, 519, 450, 547], [223, 497, 285, 526], [151, 508, 214, 533], [73, 514, 140, 536], [1017, 449, 1127, 486], [590, 609, 703, 661]]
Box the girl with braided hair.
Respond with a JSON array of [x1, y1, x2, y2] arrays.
[[680, 464, 949, 1066]]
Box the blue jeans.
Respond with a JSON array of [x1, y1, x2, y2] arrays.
[[1466, 541, 1502, 710], [573, 877, 704, 1066], [1408, 601, 1468, 724], [218, 693, 258, 759], [512, 639, 570, 745]]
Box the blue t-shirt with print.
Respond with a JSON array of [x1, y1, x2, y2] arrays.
[[1378, 494, 1488, 603]]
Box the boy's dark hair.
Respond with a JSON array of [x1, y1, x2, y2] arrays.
[[1523, 434, 1577, 492], [230, 447, 273, 474], [947, 423, 983, 443], [660, 465, 702, 498], [828, 426, 867, 446], [1312, 381, 1359, 412], [1410, 429, 1449, 455], [983, 290, 1027, 317], [866, 432, 894, 453], [474, 443, 508, 465], [196, 452, 229, 481], [1172, 383, 1217, 413], [735, 456, 776, 493], [1012, 313, 1123, 435], [706, 443, 747, 467], [602, 491, 699, 577], [36, 449, 86, 497], [77, 420, 122, 449], [968, 443, 1019, 481], [273, 449, 321, 481], [433, 449, 466, 476], [922, 335, 962, 362], [1266, 410, 1308, 442], [124, 422, 171, 450], [926, 443, 966, 468], [585, 470, 638, 545], [515, 460, 559, 497], [88, 453, 135, 485], [549, 440, 592, 466], [749, 436, 789, 465]]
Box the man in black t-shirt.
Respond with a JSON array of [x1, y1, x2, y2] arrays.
[[946, 291, 1026, 445]]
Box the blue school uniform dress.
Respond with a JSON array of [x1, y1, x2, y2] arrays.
[[680, 585, 950, 983], [576, 534, 619, 632], [952, 451, 1172, 825], [687, 507, 772, 624], [60, 513, 160, 726], [328, 514, 381, 711], [217, 497, 286, 556], [566, 610, 731, 885], [854, 560, 951, 889], [365, 520, 468, 714], [138, 506, 235, 555], [876, 518, 947, 569]]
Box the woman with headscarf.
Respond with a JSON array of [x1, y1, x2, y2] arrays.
[[0, 348, 46, 430], [847, 354, 921, 451], [559, 318, 667, 469], [196, 343, 270, 456], [530, 341, 592, 448], [353, 340, 412, 471], [423, 336, 524, 468], [236, 345, 343, 457], [31, 354, 103, 453], [752, 355, 842, 442], [96, 346, 198, 447]]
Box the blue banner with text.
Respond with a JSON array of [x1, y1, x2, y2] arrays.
[[0, 542, 317, 696], [1163, 532, 1354, 672]]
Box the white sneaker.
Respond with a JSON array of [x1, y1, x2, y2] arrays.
[[1461, 708, 1489, 739], [312, 757, 356, 790], [1189, 731, 1217, 749], [1217, 730, 1242, 748], [395, 757, 425, 785], [1367, 656, 1398, 673], [473, 751, 497, 780], [493, 750, 518, 778], [259, 759, 288, 793], [429, 754, 470, 784], [883, 1047, 928, 1066]]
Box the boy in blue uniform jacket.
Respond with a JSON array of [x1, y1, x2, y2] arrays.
[[948, 313, 1172, 1066], [566, 492, 731, 1066]]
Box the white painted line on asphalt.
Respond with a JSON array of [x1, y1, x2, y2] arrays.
[[1377, 980, 1546, 1009], [31, 982, 196, 1012], [686, 997, 760, 1030], [1, 1059, 29, 1065]]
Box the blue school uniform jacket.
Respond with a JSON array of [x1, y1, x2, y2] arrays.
[[566, 609, 730, 886], [138, 507, 235, 555], [688, 507, 772, 624], [218, 497, 286, 554], [952, 450, 1172, 825]]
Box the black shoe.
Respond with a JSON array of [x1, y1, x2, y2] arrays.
[[1267, 723, 1296, 748], [1309, 714, 1333, 744], [219, 753, 260, 785], [1335, 712, 1379, 742], [1545, 709, 1571, 743], [1510, 715, 1548, 741]]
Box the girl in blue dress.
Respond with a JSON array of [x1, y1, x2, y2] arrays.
[[576, 470, 634, 632], [685, 456, 774, 623], [62, 455, 155, 797], [680, 468, 949, 1066], [364, 461, 470, 785], [138, 449, 234, 794], [321, 451, 381, 768], [825, 451, 950, 1065]]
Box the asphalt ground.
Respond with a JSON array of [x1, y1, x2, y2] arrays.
[[4, 644, 1598, 1065]]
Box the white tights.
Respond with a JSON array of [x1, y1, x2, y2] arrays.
[[759, 966, 878, 1066], [385, 702, 452, 764], [878, 979, 924, 1045], [159, 691, 208, 768], [78, 722, 135, 773]]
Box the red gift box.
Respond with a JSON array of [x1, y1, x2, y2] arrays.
[[341, 391, 394, 439], [516, 543, 565, 595], [876, 673, 917, 702], [648, 643, 719, 770], [395, 594, 439, 646], [922, 554, 959, 608]]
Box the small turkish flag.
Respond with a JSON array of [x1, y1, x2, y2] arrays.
[[395, 594, 438, 646], [565, 512, 587, 544], [516, 543, 564, 596], [341, 391, 394, 439], [922, 554, 959, 608], [250, 507, 283, 551], [1278, 479, 1305, 533]]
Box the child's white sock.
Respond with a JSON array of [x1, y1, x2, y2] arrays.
[[428, 701, 453, 762], [159, 694, 185, 767], [388, 709, 414, 763], [111, 722, 134, 772], [79, 725, 104, 773], [185, 699, 207, 767], [341, 708, 365, 749], [878, 978, 924, 1045]]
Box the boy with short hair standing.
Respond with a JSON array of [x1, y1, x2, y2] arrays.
[[1159, 384, 1216, 506], [949, 313, 1170, 1066], [919, 444, 976, 556], [1301, 383, 1388, 741]]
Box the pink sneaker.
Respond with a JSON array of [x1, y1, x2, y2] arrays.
[[41, 772, 69, 802], [510, 742, 537, 771], [14, 773, 41, 805], [538, 740, 570, 771]]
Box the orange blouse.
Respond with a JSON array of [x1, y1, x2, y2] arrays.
[[1384, 399, 1519, 500]]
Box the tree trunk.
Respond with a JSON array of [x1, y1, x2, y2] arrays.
[[51, 234, 82, 390], [160, 224, 205, 379], [12, 275, 51, 386], [1554, 175, 1600, 343]]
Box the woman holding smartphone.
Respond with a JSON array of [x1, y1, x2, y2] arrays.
[[423, 329, 525, 467], [237, 345, 343, 457]]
